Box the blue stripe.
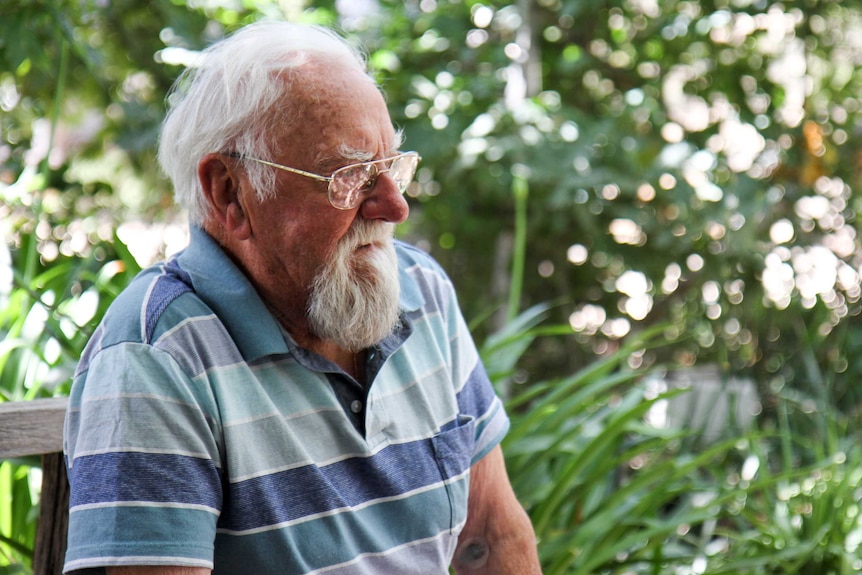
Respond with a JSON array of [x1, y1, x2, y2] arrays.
[[456, 362, 497, 423], [69, 452, 222, 510], [219, 433, 471, 532], [145, 259, 194, 343]]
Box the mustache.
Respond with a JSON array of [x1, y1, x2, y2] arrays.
[[341, 220, 395, 251]]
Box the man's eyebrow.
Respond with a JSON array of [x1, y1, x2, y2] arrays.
[[338, 145, 375, 162], [315, 131, 406, 169], [314, 146, 372, 171]]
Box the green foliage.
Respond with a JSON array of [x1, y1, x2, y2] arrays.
[[489, 321, 693, 573], [0, 461, 37, 572], [709, 384, 862, 575], [489, 308, 862, 574], [714, 452, 862, 574]]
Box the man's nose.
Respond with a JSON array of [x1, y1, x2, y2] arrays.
[[358, 172, 409, 223]]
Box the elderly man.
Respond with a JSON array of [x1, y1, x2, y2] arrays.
[[63, 21, 540, 575]]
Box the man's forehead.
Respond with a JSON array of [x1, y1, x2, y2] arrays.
[[305, 120, 400, 167], [278, 61, 398, 164]]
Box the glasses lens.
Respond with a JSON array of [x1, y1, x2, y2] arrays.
[[389, 153, 419, 192], [328, 153, 420, 209], [330, 163, 377, 209]]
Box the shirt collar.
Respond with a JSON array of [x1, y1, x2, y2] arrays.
[[177, 226, 287, 360]]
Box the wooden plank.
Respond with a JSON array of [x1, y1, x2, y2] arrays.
[[0, 397, 68, 459]]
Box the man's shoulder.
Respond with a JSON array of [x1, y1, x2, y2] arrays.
[[97, 255, 207, 346]]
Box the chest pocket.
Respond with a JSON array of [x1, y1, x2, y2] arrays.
[[431, 414, 476, 531]]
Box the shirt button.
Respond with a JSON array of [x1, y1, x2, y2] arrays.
[[350, 400, 363, 414]]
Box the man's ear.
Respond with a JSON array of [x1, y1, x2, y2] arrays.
[[198, 153, 251, 240]]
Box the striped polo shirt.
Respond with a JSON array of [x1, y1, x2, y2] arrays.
[[63, 226, 509, 574]]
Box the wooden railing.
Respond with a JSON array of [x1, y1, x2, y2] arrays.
[[0, 397, 69, 575]]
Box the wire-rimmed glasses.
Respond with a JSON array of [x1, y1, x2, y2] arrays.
[[229, 151, 420, 210]]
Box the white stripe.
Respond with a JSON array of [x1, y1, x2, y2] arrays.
[[77, 390, 202, 409], [70, 445, 215, 461], [223, 404, 343, 429], [70, 500, 220, 515], [64, 555, 213, 571], [152, 312, 220, 346]]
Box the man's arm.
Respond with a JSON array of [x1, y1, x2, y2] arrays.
[[106, 567, 210, 574], [452, 445, 542, 574]]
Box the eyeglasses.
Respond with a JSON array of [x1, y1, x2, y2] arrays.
[[229, 151, 420, 210]]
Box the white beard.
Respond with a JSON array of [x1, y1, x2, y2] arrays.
[[306, 220, 401, 352]]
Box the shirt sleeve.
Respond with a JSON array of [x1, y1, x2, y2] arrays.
[[63, 341, 222, 573]]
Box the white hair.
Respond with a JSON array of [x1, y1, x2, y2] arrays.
[[158, 21, 370, 225]]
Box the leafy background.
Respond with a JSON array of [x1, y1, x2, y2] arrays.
[[3, 0, 862, 573]]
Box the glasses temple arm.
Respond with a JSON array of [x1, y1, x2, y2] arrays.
[[226, 153, 333, 184]]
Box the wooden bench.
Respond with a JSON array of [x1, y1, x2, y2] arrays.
[[0, 397, 69, 575]]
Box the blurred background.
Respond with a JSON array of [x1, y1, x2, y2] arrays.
[[3, 1, 862, 573]]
